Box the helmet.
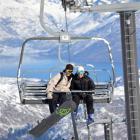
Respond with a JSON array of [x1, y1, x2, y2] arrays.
[[77, 66, 85, 74]]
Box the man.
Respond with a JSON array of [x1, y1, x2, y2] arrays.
[[70, 66, 95, 124], [46, 64, 74, 113]]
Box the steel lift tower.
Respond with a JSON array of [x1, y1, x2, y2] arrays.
[[70, 2, 140, 140], [120, 11, 140, 140]]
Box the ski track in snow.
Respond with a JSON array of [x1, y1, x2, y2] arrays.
[[0, 77, 129, 140]]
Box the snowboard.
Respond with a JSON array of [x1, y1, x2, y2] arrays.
[[29, 100, 76, 137]]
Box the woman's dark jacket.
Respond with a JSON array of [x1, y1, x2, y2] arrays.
[[70, 74, 95, 92]]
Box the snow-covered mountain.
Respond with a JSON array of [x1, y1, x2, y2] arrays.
[[0, 0, 140, 77], [0, 78, 50, 139], [0, 77, 128, 140]]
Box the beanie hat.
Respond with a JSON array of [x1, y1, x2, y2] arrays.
[[65, 64, 73, 70], [77, 66, 85, 74]]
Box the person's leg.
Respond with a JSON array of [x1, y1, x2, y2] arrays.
[[59, 93, 67, 106], [72, 94, 80, 113], [84, 94, 94, 124], [48, 93, 59, 114], [84, 94, 94, 114]]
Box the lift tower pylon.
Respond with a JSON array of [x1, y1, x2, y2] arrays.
[[120, 11, 140, 140]]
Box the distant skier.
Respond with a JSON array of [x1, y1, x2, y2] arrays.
[[46, 64, 74, 113], [70, 66, 95, 124]]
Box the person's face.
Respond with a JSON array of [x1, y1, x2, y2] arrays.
[[78, 71, 84, 78], [66, 69, 73, 77]]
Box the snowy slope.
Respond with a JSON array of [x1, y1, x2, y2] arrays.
[[0, 77, 50, 139], [0, 77, 128, 140]]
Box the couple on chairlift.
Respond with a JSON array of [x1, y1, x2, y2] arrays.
[[46, 64, 95, 124]]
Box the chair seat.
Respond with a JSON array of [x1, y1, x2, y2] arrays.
[[20, 82, 112, 104]]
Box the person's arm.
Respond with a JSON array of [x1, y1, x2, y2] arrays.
[[70, 78, 74, 90], [46, 73, 61, 99], [88, 77, 95, 90], [46, 73, 61, 92]]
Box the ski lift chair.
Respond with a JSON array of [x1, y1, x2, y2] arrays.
[[17, 1, 116, 104], [17, 36, 115, 104], [17, 0, 115, 105]]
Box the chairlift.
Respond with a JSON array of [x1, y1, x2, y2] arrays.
[[17, 0, 115, 105], [17, 37, 115, 104]]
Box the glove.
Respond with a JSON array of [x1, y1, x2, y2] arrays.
[[47, 91, 53, 99]]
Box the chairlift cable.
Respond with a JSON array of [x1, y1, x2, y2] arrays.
[[58, 43, 67, 64], [64, 7, 71, 62]]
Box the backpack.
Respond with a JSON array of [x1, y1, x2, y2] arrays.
[[55, 72, 74, 87], [55, 72, 64, 87]]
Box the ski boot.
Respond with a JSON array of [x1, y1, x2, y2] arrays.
[[87, 114, 94, 125]]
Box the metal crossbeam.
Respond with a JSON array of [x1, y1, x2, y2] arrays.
[[70, 2, 140, 12]]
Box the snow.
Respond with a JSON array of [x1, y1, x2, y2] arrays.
[[0, 77, 128, 140], [0, 77, 49, 138]]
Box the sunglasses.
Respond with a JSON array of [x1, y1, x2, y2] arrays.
[[66, 69, 73, 73], [78, 70, 84, 75]]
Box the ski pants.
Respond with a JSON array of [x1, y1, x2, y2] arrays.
[[72, 93, 94, 114], [49, 92, 67, 114]]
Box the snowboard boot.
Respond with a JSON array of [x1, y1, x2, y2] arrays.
[[87, 114, 94, 125]]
